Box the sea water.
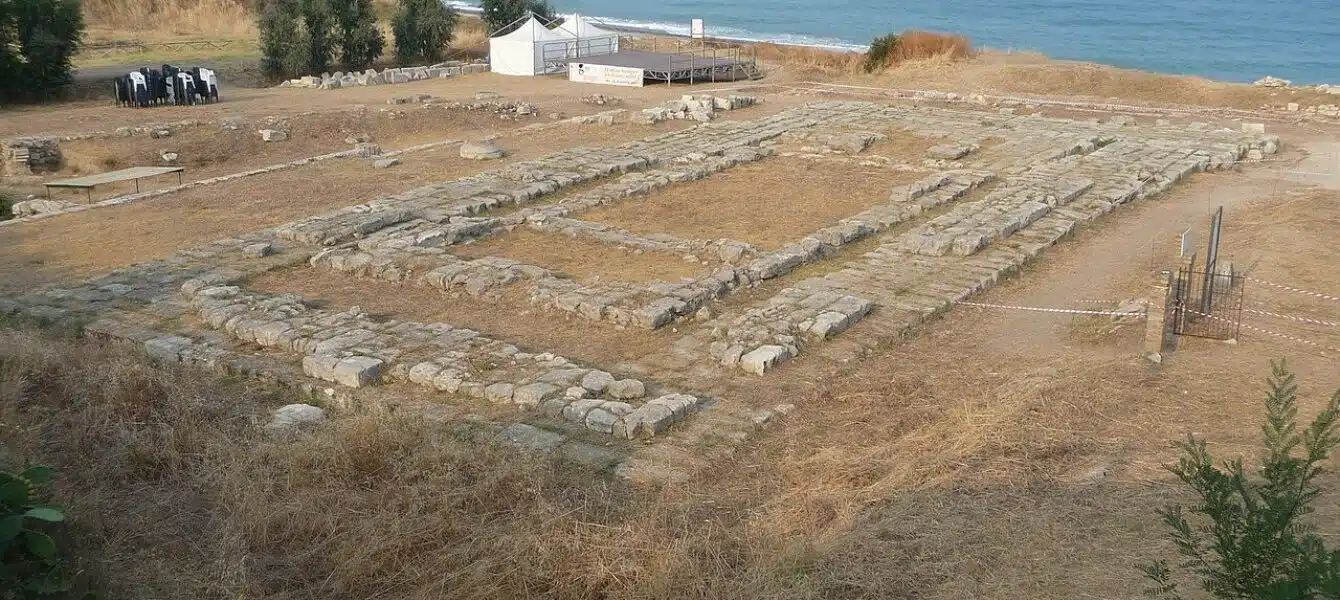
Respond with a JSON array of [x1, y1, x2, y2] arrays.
[[460, 0, 1340, 84]]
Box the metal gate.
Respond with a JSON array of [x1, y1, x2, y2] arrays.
[[1172, 262, 1245, 340]]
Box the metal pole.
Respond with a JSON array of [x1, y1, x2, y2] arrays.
[[690, 54, 695, 85]]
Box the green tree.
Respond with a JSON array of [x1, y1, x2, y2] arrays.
[[1140, 361, 1340, 599], [391, 0, 456, 67], [256, 0, 306, 79], [481, 0, 557, 35], [298, 0, 334, 75], [0, 0, 84, 104], [333, 0, 383, 71]]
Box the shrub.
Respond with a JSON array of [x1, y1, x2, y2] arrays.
[[391, 0, 456, 67], [864, 33, 901, 73], [0, 0, 85, 104], [0, 465, 78, 598], [1139, 361, 1340, 599], [481, 0, 557, 35], [333, 0, 383, 71], [863, 29, 971, 73]]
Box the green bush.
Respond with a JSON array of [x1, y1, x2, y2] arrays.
[[0, 0, 85, 104], [481, 0, 557, 35], [0, 192, 15, 221], [333, 0, 383, 72], [1, 466, 78, 598], [391, 0, 456, 67], [864, 33, 901, 73], [1140, 361, 1340, 599]]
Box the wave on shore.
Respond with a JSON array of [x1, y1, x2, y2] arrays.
[[446, 1, 866, 52]]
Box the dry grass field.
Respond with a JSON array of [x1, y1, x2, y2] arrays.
[[3, 5, 1340, 598]]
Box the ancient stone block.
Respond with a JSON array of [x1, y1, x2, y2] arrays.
[[580, 370, 615, 394], [484, 382, 515, 403], [513, 382, 560, 408], [606, 379, 646, 400], [498, 423, 566, 453], [331, 356, 383, 388], [741, 345, 790, 375]]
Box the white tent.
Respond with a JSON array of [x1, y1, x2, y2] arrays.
[[488, 17, 574, 76], [557, 15, 621, 54]]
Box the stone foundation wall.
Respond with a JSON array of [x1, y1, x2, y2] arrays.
[[2, 136, 62, 175]]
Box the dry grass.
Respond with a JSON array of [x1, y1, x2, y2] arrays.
[[888, 30, 973, 62], [83, 0, 254, 39], [581, 156, 925, 250]]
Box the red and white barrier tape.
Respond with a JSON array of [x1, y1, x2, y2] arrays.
[[1247, 277, 1340, 303], [958, 301, 1146, 317], [1188, 309, 1340, 355], [1243, 308, 1339, 328]]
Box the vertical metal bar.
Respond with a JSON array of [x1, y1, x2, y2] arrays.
[[690, 54, 695, 85]]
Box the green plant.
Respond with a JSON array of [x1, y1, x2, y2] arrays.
[[0, 0, 85, 103], [1, 466, 75, 598], [864, 33, 901, 73], [481, 0, 556, 35], [1140, 361, 1340, 599], [391, 0, 455, 66], [333, 0, 382, 71]]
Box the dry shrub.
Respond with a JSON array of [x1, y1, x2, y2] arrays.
[[82, 0, 255, 38], [865, 29, 972, 73], [450, 15, 490, 57]]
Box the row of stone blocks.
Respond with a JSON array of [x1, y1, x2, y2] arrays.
[[183, 281, 705, 440]]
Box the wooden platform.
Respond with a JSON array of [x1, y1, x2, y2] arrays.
[[45, 166, 184, 202]]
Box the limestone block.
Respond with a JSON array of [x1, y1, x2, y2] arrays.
[[331, 356, 383, 388], [242, 242, 274, 258], [460, 140, 504, 160], [373, 158, 400, 169], [498, 423, 566, 453], [270, 404, 326, 429], [616, 402, 673, 439], [584, 407, 619, 434], [563, 398, 605, 423], [741, 345, 790, 375], [302, 354, 340, 381], [580, 370, 615, 394], [144, 336, 192, 361], [513, 382, 560, 409], [606, 379, 646, 400], [485, 382, 516, 403], [258, 129, 288, 142]]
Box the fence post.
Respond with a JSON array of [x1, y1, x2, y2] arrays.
[[1143, 269, 1178, 364]]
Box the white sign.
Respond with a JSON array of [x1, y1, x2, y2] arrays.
[[1179, 227, 1193, 258], [691, 18, 705, 39], [568, 62, 645, 87]]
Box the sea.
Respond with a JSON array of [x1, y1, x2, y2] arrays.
[[453, 0, 1339, 85]]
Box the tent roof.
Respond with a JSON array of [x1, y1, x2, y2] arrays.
[[558, 16, 620, 39], [491, 16, 572, 42]]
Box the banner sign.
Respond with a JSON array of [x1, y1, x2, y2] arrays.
[[569, 62, 645, 87]]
